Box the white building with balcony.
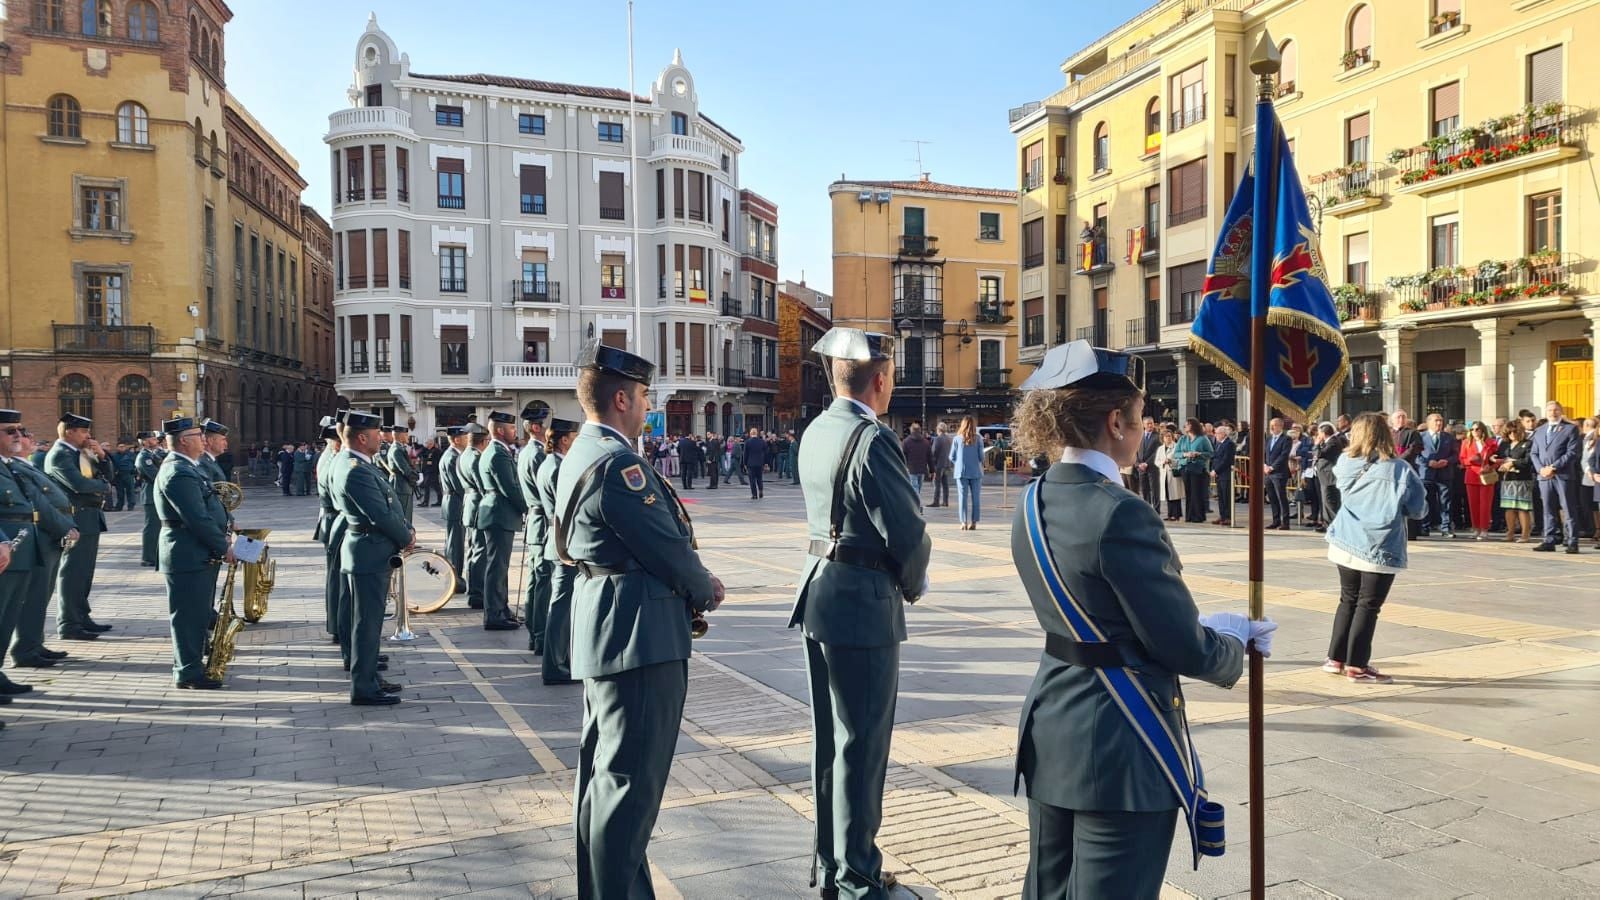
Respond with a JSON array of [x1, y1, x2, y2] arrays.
[[325, 15, 749, 434]]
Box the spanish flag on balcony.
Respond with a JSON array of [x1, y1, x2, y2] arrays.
[[1080, 241, 1094, 271], [1189, 99, 1348, 422], [1126, 226, 1145, 264]]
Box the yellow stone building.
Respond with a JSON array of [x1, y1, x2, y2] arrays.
[[829, 176, 1020, 427], [0, 1, 317, 444], [1011, 0, 1597, 424]]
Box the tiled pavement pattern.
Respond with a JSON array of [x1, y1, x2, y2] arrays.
[[2, 477, 1600, 898]]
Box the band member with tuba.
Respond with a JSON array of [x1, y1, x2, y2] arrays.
[[329, 411, 411, 706], [1009, 342, 1275, 897], [135, 431, 164, 567], [314, 415, 344, 644], [0, 408, 46, 703], [154, 417, 233, 690], [536, 417, 581, 685], [478, 412, 526, 631], [437, 426, 468, 595], [459, 423, 490, 611], [46, 413, 111, 641], [517, 407, 549, 652], [3, 423, 76, 670], [793, 327, 931, 899], [562, 342, 724, 898], [386, 424, 416, 523]]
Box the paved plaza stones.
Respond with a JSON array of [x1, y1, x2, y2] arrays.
[[1, 482, 1599, 897]]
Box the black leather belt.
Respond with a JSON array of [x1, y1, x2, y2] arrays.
[[348, 525, 373, 534], [161, 519, 184, 527], [1044, 632, 1147, 669], [574, 560, 639, 579], [0, 513, 35, 523], [807, 539, 895, 574]]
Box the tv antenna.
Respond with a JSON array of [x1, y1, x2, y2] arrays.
[[902, 139, 933, 180]]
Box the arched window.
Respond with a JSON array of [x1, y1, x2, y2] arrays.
[[127, 0, 159, 42], [47, 94, 82, 138], [117, 375, 151, 442], [209, 130, 220, 166], [1144, 98, 1161, 152], [210, 37, 220, 70], [116, 102, 149, 144], [35, 0, 67, 33], [1279, 39, 1299, 94], [81, 0, 109, 36], [1092, 122, 1109, 173], [59, 373, 95, 420], [1346, 4, 1373, 65], [193, 116, 204, 158]]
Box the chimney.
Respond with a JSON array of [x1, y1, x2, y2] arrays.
[[919, 173, 930, 183]]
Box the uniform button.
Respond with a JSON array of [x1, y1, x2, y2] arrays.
[[1172, 696, 1183, 710]]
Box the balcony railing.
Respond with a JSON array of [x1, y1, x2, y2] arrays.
[[438, 196, 465, 210], [1022, 173, 1043, 192], [1075, 325, 1109, 346], [1388, 254, 1578, 313], [1170, 99, 1207, 133], [599, 206, 625, 220], [494, 362, 580, 388], [1125, 316, 1159, 348], [1332, 285, 1383, 323], [1024, 252, 1044, 270], [326, 106, 414, 140], [54, 323, 154, 354], [1076, 239, 1111, 274], [1390, 104, 1581, 189], [977, 367, 1012, 390], [1025, 315, 1045, 346], [899, 235, 939, 257], [719, 368, 747, 388], [511, 280, 560, 303], [440, 276, 467, 293], [893, 297, 943, 319], [1169, 293, 1199, 325], [521, 195, 546, 215], [900, 367, 944, 387], [720, 295, 742, 317], [976, 300, 1012, 324], [346, 187, 365, 202], [1308, 163, 1387, 210], [649, 133, 720, 167]]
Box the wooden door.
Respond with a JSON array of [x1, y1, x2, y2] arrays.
[[1551, 340, 1593, 420]]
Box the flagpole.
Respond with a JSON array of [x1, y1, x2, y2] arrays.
[[1246, 31, 1282, 900]]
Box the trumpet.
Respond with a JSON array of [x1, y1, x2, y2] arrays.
[[386, 547, 457, 643]]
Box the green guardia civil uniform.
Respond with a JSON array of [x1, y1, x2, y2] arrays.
[[314, 441, 344, 640], [45, 438, 110, 636], [517, 437, 550, 652], [153, 451, 231, 683], [0, 455, 42, 680], [438, 442, 467, 592], [329, 448, 413, 702], [477, 435, 527, 627], [535, 450, 575, 683], [6, 455, 74, 665], [135, 444, 165, 566], [459, 444, 486, 609], [387, 440, 416, 523], [562, 422, 717, 899], [793, 395, 931, 899]]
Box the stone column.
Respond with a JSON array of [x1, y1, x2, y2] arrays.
[[1585, 308, 1600, 418], [1174, 350, 1197, 421], [1474, 318, 1512, 423], [1380, 326, 1416, 414]]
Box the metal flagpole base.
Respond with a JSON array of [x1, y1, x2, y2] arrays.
[[390, 628, 417, 642]]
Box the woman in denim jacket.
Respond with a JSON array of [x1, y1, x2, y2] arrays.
[[1323, 412, 1427, 684]]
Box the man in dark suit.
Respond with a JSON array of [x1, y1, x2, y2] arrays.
[[46, 413, 111, 640], [675, 434, 698, 490], [743, 428, 768, 499], [1532, 400, 1583, 554], [1418, 413, 1459, 538], [1315, 418, 1349, 526], [1210, 424, 1237, 525], [276, 444, 294, 496], [1134, 416, 1160, 508], [705, 431, 721, 490], [1392, 410, 1425, 540], [1262, 417, 1291, 529]]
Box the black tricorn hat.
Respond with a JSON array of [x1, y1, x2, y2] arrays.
[[576, 340, 655, 386]]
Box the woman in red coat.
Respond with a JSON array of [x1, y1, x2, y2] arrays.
[[1458, 421, 1499, 540]]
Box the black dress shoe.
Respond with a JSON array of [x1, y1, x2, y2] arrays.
[[177, 678, 224, 690], [1534, 543, 1557, 552], [0, 680, 35, 695], [1567, 545, 1581, 555], [542, 677, 580, 686], [468, 601, 484, 610], [141, 561, 157, 568], [376, 662, 388, 672], [83, 622, 113, 633], [528, 642, 543, 654], [453, 582, 466, 595], [59, 630, 100, 641], [0, 695, 13, 705], [379, 680, 403, 694], [11, 656, 57, 668], [351, 694, 400, 706], [39, 648, 68, 660], [484, 620, 520, 631], [377, 654, 389, 663]]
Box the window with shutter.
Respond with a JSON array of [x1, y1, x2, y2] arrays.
[[371, 146, 387, 199], [346, 230, 367, 288], [1345, 113, 1370, 165], [440, 326, 468, 374], [599, 171, 624, 220], [1431, 82, 1460, 137], [519, 165, 546, 215], [1345, 233, 1369, 285], [375, 315, 391, 373], [398, 230, 411, 288], [690, 324, 707, 375], [1527, 192, 1562, 254], [1168, 158, 1207, 226], [1527, 46, 1562, 106], [1168, 262, 1205, 324], [372, 229, 388, 288]]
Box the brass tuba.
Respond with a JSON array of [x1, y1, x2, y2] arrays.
[[205, 557, 245, 681], [239, 527, 275, 623], [214, 481, 244, 511]]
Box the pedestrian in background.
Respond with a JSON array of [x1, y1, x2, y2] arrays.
[[1155, 425, 1184, 521], [1210, 424, 1235, 526], [1458, 421, 1499, 541], [950, 416, 983, 530], [1176, 418, 1212, 524], [901, 423, 931, 509], [1323, 412, 1427, 684], [1582, 417, 1600, 546], [929, 422, 953, 508], [1495, 420, 1535, 543], [743, 427, 768, 499]]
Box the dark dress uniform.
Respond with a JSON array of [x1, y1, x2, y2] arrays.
[[135, 438, 165, 566], [0, 414, 43, 701], [1009, 342, 1257, 899], [6, 451, 74, 667], [111, 448, 137, 511], [329, 418, 412, 705], [517, 419, 550, 652], [153, 420, 232, 688], [477, 414, 527, 630], [45, 419, 110, 638], [459, 437, 486, 610], [793, 328, 931, 900], [313, 418, 343, 641], [535, 439, 577, 684], [438, 433, 468, 594], [560, 343, 718, 899], [387, 429, 416, 523]]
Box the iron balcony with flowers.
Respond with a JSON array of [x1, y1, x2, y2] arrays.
[[1389, 103, 1581, 194], [1385, 252, 1576, 314]]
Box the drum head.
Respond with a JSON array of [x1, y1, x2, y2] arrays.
[[399, 551, 457, 614]]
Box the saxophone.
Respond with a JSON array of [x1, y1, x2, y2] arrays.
[[239, 527, 275, 623], [205, 557, 245, 681]]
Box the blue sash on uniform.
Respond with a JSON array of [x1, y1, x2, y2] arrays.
[[1022, 479, 1224, 867]]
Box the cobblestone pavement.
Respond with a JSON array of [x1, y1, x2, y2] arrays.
[[2, 478, 1600, 898]]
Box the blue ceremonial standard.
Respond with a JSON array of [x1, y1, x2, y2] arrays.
[[1188, 99, 1349, 423]]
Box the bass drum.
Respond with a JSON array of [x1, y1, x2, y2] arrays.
[[396, 550, 458, 614]]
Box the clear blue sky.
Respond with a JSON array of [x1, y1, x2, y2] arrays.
[[225, 1, 1134, 293]]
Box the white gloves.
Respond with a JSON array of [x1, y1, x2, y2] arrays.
[[1199, 612, 1278, 657]]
